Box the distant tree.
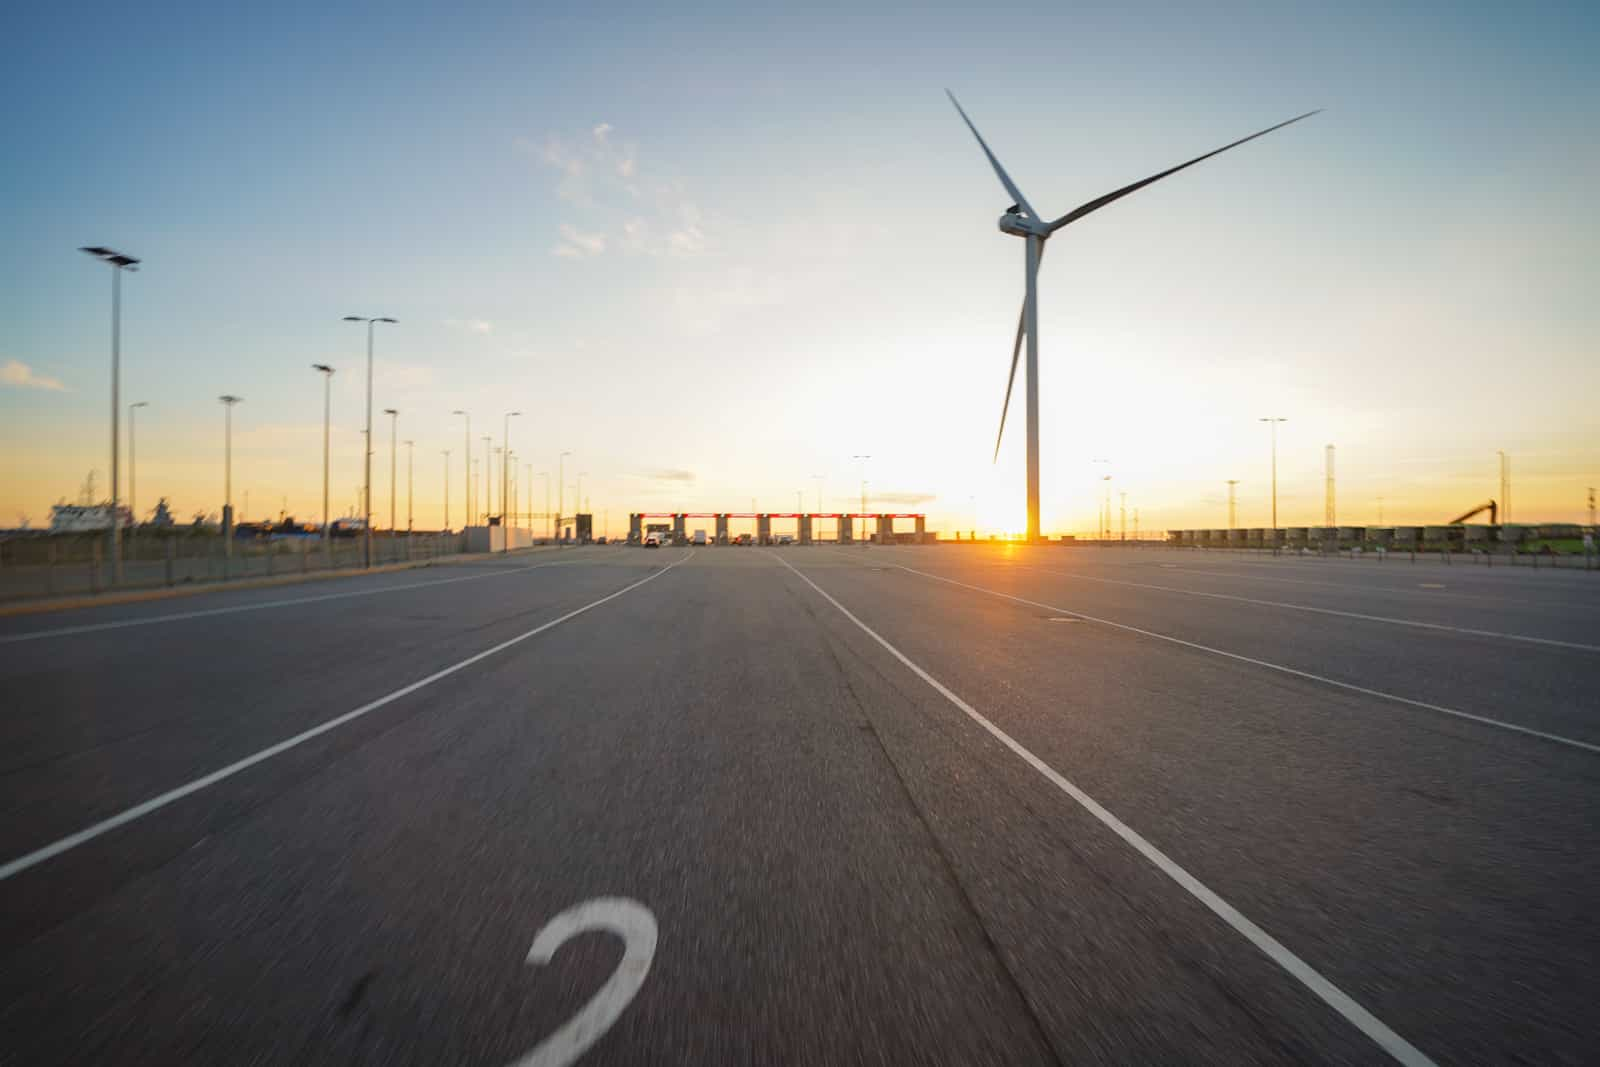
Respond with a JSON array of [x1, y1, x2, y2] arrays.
[[151, 498, 175, 528]]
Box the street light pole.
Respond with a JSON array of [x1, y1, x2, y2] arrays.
[[80, 247, 140, 584], [1226, 480, 1239, 528], [404, 439, 414, 534], [502, 412, 521, 552], [452, 411, 471, 529], [1498, 450, 1510, 524], [812, 474, 825, 513], [852, 455, 871, 541], [441, 450, 451, 532], [128, 401, 149, 549], [1089, 459, 1110, 539], [1119, 491, 1127, 542], [482, 436, 493, 525], [1259, 417, 1287, 529], [1102, 476, 1111, 542], [559, 451, 572, 542], [219, 396, 243, 558], [384, 409, 399, 533], [537, 472, 550, 539], [313, 364, 335, 554], [344, 316, 397, 568]]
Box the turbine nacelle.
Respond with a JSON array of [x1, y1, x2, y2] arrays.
[[998, 210, 1049, 239]]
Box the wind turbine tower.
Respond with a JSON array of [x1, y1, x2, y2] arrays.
[[947, 93, 1318, 542]]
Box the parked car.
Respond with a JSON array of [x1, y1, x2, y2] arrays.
[[775, 533, 795, 545]]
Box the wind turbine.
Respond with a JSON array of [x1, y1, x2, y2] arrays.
[[947, 92, 1319, 542]]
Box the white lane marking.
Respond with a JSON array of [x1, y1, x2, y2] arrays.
[[769, 552, 1435, 1067], [895, 563, 1600, 756], [1021, 567, 1599, 653], [0, 551, 694, 883], [1061, 559, 1558, 606], [510, 898, 658, 1067], [0, 555, 596, 645]]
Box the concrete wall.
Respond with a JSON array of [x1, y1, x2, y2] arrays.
[[465, 526, 535, 552]]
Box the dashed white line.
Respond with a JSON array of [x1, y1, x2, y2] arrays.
[[0, 551, 694, 883], [894, 562, 1600, 755], [0, 555, 592, 645], [1021, 567, 1599, 653], [769, 552, 1436, 1067]]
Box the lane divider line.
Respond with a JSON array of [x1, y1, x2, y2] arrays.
[[0, 556, 594, 645], [769, 552, 1436, 1067], [0, 551, 695, 883], [895, 562, 1599, 756], [1018, 566, 1599, 653]]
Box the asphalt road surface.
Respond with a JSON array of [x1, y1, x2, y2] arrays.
[[1, 544, 1596, 1065]]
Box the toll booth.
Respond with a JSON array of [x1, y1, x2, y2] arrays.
[[878, 515, 893, 544], [628, 513, 642, 544], [839, 514, 853, 543], [757, 514, 772, 545], [672, 514, 687, 543], [799, 514, 813, 544], [576, 514, 593, 543], [915, 515, 926, 542], [715, 514, 729, 544]]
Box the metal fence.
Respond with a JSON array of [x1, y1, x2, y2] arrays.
[[0, 532, 468, 603]]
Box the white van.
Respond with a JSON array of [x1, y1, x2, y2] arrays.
[[692, 529, 708, 545]]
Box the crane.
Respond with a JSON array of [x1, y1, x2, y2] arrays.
[[1448, 500, 1498, 525]]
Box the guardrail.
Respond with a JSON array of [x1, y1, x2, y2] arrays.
[[0, 531, 468, 603]]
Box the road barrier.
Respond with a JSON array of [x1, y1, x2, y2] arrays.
[[0, 531, 470, 604]]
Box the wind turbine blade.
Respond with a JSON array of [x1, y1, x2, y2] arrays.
[[947, 90, 1038, 219], [994, 304, 1025, 462], [1047, 109, 1321, 233], [993, 243, 1048, 462]]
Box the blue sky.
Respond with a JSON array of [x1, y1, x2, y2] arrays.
[[3, 1, 1596, 534]]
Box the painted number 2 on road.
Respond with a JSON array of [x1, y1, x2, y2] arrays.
[[507, 897, 659, 1067]]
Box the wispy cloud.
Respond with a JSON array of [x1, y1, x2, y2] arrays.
[[876, 491, 938, 505], [643, 468, 696, 483], [552, 223, 606, 259], [444, 318, 493, 335], [1, 359, 67, 391], [523, 122, 708, 259], [668, 202, 705, 254]]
